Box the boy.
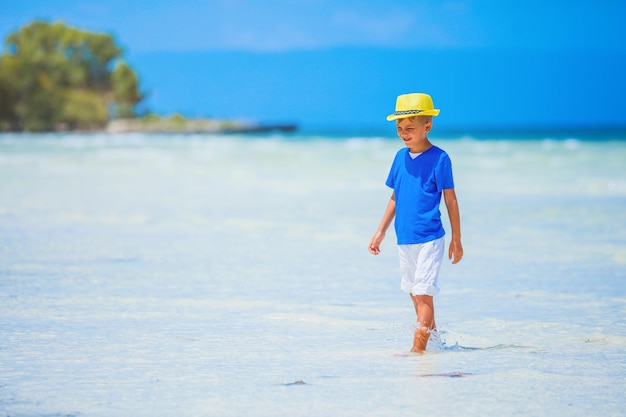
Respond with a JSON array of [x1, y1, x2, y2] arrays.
[[368, 93, 463, 353]]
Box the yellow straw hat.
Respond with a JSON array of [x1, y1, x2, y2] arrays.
[[386, 93, 440, 121]]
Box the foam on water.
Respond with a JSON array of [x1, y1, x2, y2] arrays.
[[1, 132, 625, 416]]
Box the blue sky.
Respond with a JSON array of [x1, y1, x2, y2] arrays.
[[2, 1, 626, 131]]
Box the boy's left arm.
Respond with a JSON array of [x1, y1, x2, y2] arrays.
[[443, 188, 463, 264]]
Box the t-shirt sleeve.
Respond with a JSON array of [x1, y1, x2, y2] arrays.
[[385, 151, 400, 189], [436, 153, 455, 191], [385, 167, 394, 188]]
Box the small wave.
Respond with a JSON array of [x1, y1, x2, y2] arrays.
[[442, 343, 527, 352]]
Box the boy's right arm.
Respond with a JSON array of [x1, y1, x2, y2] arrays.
[[368, 192, 396, 255]]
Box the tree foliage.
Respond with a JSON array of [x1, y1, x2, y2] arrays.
[[0, 21, 142, 131]]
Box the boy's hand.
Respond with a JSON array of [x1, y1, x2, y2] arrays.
[[448, 239, 463, 264], [368, 232, 385, 255]]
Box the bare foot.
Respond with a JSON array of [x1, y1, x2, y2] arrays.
[[411, 328, 430, 353]]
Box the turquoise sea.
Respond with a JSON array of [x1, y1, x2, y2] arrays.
[[1, 131, 625, 416]]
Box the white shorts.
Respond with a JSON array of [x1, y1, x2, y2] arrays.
[[398, 237, 445, 296]]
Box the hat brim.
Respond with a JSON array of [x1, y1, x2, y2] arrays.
[[386, 109, 440, 121]]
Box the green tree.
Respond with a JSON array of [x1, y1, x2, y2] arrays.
[[62, 89, 108, 129], [0, 56, 19, 130], [0, 21, 142, 131], [111, 60, 142, 119]]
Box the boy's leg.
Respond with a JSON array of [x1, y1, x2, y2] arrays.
[[400, 238, 444, 352], [410, 294, 436, 330], [410, 294, 435, 352]]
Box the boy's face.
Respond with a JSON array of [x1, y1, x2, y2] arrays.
[[396, 117, 432, 151]]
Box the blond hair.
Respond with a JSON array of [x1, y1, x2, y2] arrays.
[[401, 116, 433, 124]]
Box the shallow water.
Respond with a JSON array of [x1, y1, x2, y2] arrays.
[[1, 132, 625, 416]]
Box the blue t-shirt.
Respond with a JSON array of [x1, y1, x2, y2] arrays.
[[386, 146, 455, 244]]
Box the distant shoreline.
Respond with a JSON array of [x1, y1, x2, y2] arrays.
[[106, 117, 297, 134], [0, 116, 298, 135]]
